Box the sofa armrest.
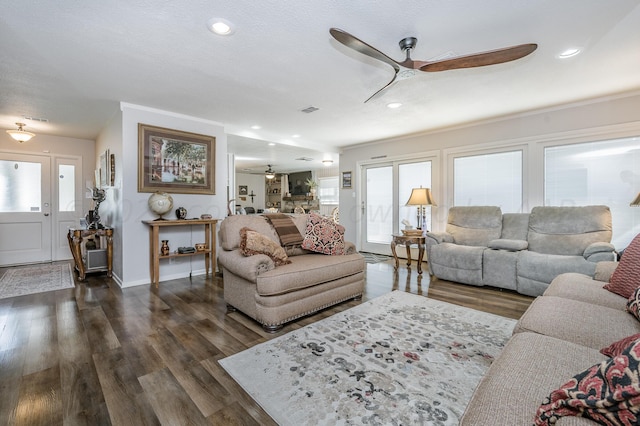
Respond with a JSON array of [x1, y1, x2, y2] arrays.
[[594, 261, 618, 282], [218, 249, 275, 283], [425, 232, 454, 245], [583, 242, 616, 262], [488, 239, 528, 251]]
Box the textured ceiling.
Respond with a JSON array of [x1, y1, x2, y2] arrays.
[[1, 1, 639, 172]]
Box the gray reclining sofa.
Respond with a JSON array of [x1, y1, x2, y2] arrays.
[[425, 205, 616, 296]]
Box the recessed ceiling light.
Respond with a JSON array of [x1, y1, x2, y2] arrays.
[[387, 102, 402, 109], [557, 48, 581, 59], [207, 18, 235, 36], [251, 125, 261, 130], [268, 142, 276, 146], [292, 134, 300, 138]]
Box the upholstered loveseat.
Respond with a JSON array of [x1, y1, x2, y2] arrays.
[[218, 213, 365, 332], [425, 205, 616, 296], [461, 254, 640, 425]]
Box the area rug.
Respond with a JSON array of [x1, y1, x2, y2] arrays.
[[219, 291, 516, 425], [0, 263, 75, 300]]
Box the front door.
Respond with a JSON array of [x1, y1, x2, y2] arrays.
[[0, 153, 52, 265]]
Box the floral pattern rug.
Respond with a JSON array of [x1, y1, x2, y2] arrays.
[[219, 291, 516, 425], [0, 262, 74, 300]]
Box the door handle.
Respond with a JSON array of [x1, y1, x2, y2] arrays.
[[44, 213, 50, 216]]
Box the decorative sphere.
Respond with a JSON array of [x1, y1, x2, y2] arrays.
[[148, 192, 174, 217]]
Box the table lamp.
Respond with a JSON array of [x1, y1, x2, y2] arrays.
[[405, 186, 436, 230]]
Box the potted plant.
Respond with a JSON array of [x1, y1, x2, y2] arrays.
[[305, 178, 318, 196]]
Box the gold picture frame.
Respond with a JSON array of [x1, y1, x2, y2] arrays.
[[138, 123, 215, 194]]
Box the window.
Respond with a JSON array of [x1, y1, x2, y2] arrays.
[[318, 177, 338, 205], [545, 136, 640, 248], [0, 160, 41, 212], [58, 164, 76, 212], [453, 150, 523, 212]]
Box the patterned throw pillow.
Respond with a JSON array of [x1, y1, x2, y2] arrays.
[[604, 233, 640, 298], [601, 333, 640, 357], [301, 213, 346, 255], [534, 339, 640, 426], [240, 227, 291, 266], [628, 286, 640, 322]]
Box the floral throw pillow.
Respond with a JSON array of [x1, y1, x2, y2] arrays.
[[534, 339, 640, 426], [603, 233, 640, 298], [628, 286, 640, 322], [301, 213, 346, 255], [601, 333, 640, 357], [240, 227, 290, 266]]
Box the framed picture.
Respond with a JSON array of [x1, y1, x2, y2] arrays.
[[239, 185, 248, 195], [342, 171, 352, 189], [138, 123, 215, 194], [100, 149, 109, 187]]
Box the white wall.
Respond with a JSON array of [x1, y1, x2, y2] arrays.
[[235, 173, 265, 212], [119, 103, 228, 287], [340, 91, 640, 246]]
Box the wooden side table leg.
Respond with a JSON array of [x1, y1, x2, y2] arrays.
[[391, 239, 399, 270], [417, 242, 424, 275], [204, 223, 210, 277], [106, 231, 113, 278], [405, 242, 412, 268], [72, 233, 86, 281]]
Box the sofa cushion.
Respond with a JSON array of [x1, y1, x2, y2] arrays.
[[601, 333, 640, 357], [445, 206, 502, 246], [428, 243, 484, 286], [255, 253, 365, 296], [527, 206, 612, 256], [604, 233, 640, 298], [543, 273, 627, 311], [628, 286, 640, 321], [460, 332, 606, 426], [488, 238, 528, 251], [220, 214, 309, 251], [500, 212, 530, 240], [513, 296, 640, 350], [301, 213, 345, 255], [535, 339, 640, 426], [240, 227, 291, 266]]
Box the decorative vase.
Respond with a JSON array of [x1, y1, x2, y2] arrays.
[[175, 206, 187, 220], [161, 240, 170, 256]]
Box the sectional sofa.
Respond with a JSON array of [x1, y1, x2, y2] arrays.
[[425, 205, 616, 296], [461, 260, 640, 425]]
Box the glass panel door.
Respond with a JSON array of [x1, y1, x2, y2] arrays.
[[0, 153, 52, 265], [361, 165, 393, 253]]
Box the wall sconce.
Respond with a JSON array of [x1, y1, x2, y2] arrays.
[[6, 122, 35, 143]]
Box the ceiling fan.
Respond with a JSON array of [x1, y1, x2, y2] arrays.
[[329, 28, 537, 102]]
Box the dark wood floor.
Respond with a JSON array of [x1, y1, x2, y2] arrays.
[[0, 258, 533, 425]]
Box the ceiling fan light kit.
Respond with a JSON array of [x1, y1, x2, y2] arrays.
[[265, 164, 276, 179], [329, 27, 538, 103]]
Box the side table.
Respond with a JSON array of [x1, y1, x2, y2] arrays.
[[390, 234, 426, 274], [67, 227, 113, 280]]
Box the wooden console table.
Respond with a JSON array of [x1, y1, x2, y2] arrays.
[[143, 218, 218, 286], [390, 234, 426, 274], [67, 227, 113, 280]]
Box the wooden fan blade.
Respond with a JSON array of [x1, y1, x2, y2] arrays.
[[364, 73, 399, 103], [330, 28, 400, 72], [420, 43, 537, 72]]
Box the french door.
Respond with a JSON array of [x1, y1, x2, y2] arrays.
[[0, 152, 82, 266], [361, 159, 434, 254]]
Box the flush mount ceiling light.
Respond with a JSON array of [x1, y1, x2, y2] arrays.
[[6, 122, 35, 143], [387, 102, 402, 109], [207, 17, 235, 36], [557, 48, 581, 59], [322, 159, 334, 166]]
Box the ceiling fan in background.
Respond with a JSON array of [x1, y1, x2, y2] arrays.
[[329, 28, 537, 102]]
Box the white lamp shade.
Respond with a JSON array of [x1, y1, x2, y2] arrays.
[[405, 187, 436, 206], [6, 123, 35, 143]]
